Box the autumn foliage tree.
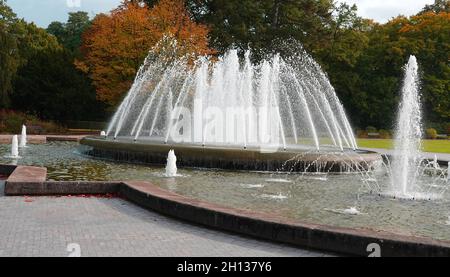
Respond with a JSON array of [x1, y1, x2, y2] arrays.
[[78, 0, 212, 106], [348, 11, 450, 128]]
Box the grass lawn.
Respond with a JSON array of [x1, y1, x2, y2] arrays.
[[357, 139, 450, 154]]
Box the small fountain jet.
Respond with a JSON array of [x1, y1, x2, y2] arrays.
[[19, 125, 27, 148], [343, 207, 361, 216], [10, 135, 20, 159], [165, 150, 178, 177]]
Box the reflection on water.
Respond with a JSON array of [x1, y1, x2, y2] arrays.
[[1, 142, 450, 241]]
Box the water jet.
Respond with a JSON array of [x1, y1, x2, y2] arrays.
[[19, 125, 27, 148], [81, 39, 380, 172], [10, 135, 19, 159]]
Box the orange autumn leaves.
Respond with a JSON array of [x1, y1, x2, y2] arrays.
[[77, 0, 213, 106]]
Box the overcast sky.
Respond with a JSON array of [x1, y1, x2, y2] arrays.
[[8, 0, 122, 27], [7, 0, 436, 28], [337, 0, 435, 23]]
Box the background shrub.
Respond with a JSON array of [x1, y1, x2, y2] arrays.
[[366, 126, 378, 133], [379, 129, 392, 139], [426, 128, 438, 140], [356, 129, 368, 138], [0, 110, 66, 134]]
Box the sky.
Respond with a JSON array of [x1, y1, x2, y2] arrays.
[[7, 0, 122, 27], [7, 0, 436, 28], [337, 0, 435, 23]]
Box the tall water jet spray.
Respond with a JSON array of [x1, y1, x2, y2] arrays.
[[447, 162, 450, 182], [391, 56, 422, 198], [82, 38, 380, 172], [20, 125, 27, 148], [105, 39, 357, 151]]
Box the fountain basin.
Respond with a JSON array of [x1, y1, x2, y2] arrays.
[[1, 142, 449, 246], [3, 163, 450, 257], [80, 136, 382, 172]]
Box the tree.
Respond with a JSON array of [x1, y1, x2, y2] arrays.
[[0, 4, 102, 121], [0, 0, 19, 108], [47, 11, 91, 56], [316, 3, 372, 128], [397, 11, 450, 121], [12, 48, 105, 121], [78, 0, 212, 106], [340, 10, 450, 129], [47, 21, 65, 42], [163, 0, 336, 56], [420, 0, 450, 14], [15, 21, 62, 61]]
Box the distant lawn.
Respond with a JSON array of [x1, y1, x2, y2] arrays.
[[357, 139, 450, 154]]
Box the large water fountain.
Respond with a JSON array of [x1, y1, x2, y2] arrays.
[[81, 39, 380, 172], [2, 49, 449, 244]]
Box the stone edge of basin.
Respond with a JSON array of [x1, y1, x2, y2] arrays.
[[2, 164, 450, 257], [0, 135, 85, 144]]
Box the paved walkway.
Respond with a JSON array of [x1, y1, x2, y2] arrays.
[[0, 181, 328, 257]]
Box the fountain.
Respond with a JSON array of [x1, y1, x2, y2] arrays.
[[373, 55, 450, 200], [448, 162, 450, 182], [165, 150, 178, 177], [20, 125, 27, 148], [10, 135, 19, 159], [342, 207, 361, 216], [390, 56, 423, 198], [2, 46, 448, 247], [81, 38, 380, 172]]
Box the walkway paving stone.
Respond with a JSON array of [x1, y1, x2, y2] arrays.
[[0, 181, 329, 257]]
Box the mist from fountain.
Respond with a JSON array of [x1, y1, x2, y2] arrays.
[[106, 38, 357, 152]]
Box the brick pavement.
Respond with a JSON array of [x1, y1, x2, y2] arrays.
[[0, 181, 329, 257]]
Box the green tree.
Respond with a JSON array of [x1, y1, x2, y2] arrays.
[[341, 9, 449, 129], [421, 0, 450, 14], [12, 48, 105, 121], [47, 11, 91, 56], [0, 0, 19, 108], [46, 21, 66, 43], [16, 21, 61, 60], [141, 0, 335, 56]]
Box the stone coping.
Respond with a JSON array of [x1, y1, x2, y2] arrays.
[[2, 163, 450, 257], [0, 135, 86, 144], [81, 136, 383, 172]]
